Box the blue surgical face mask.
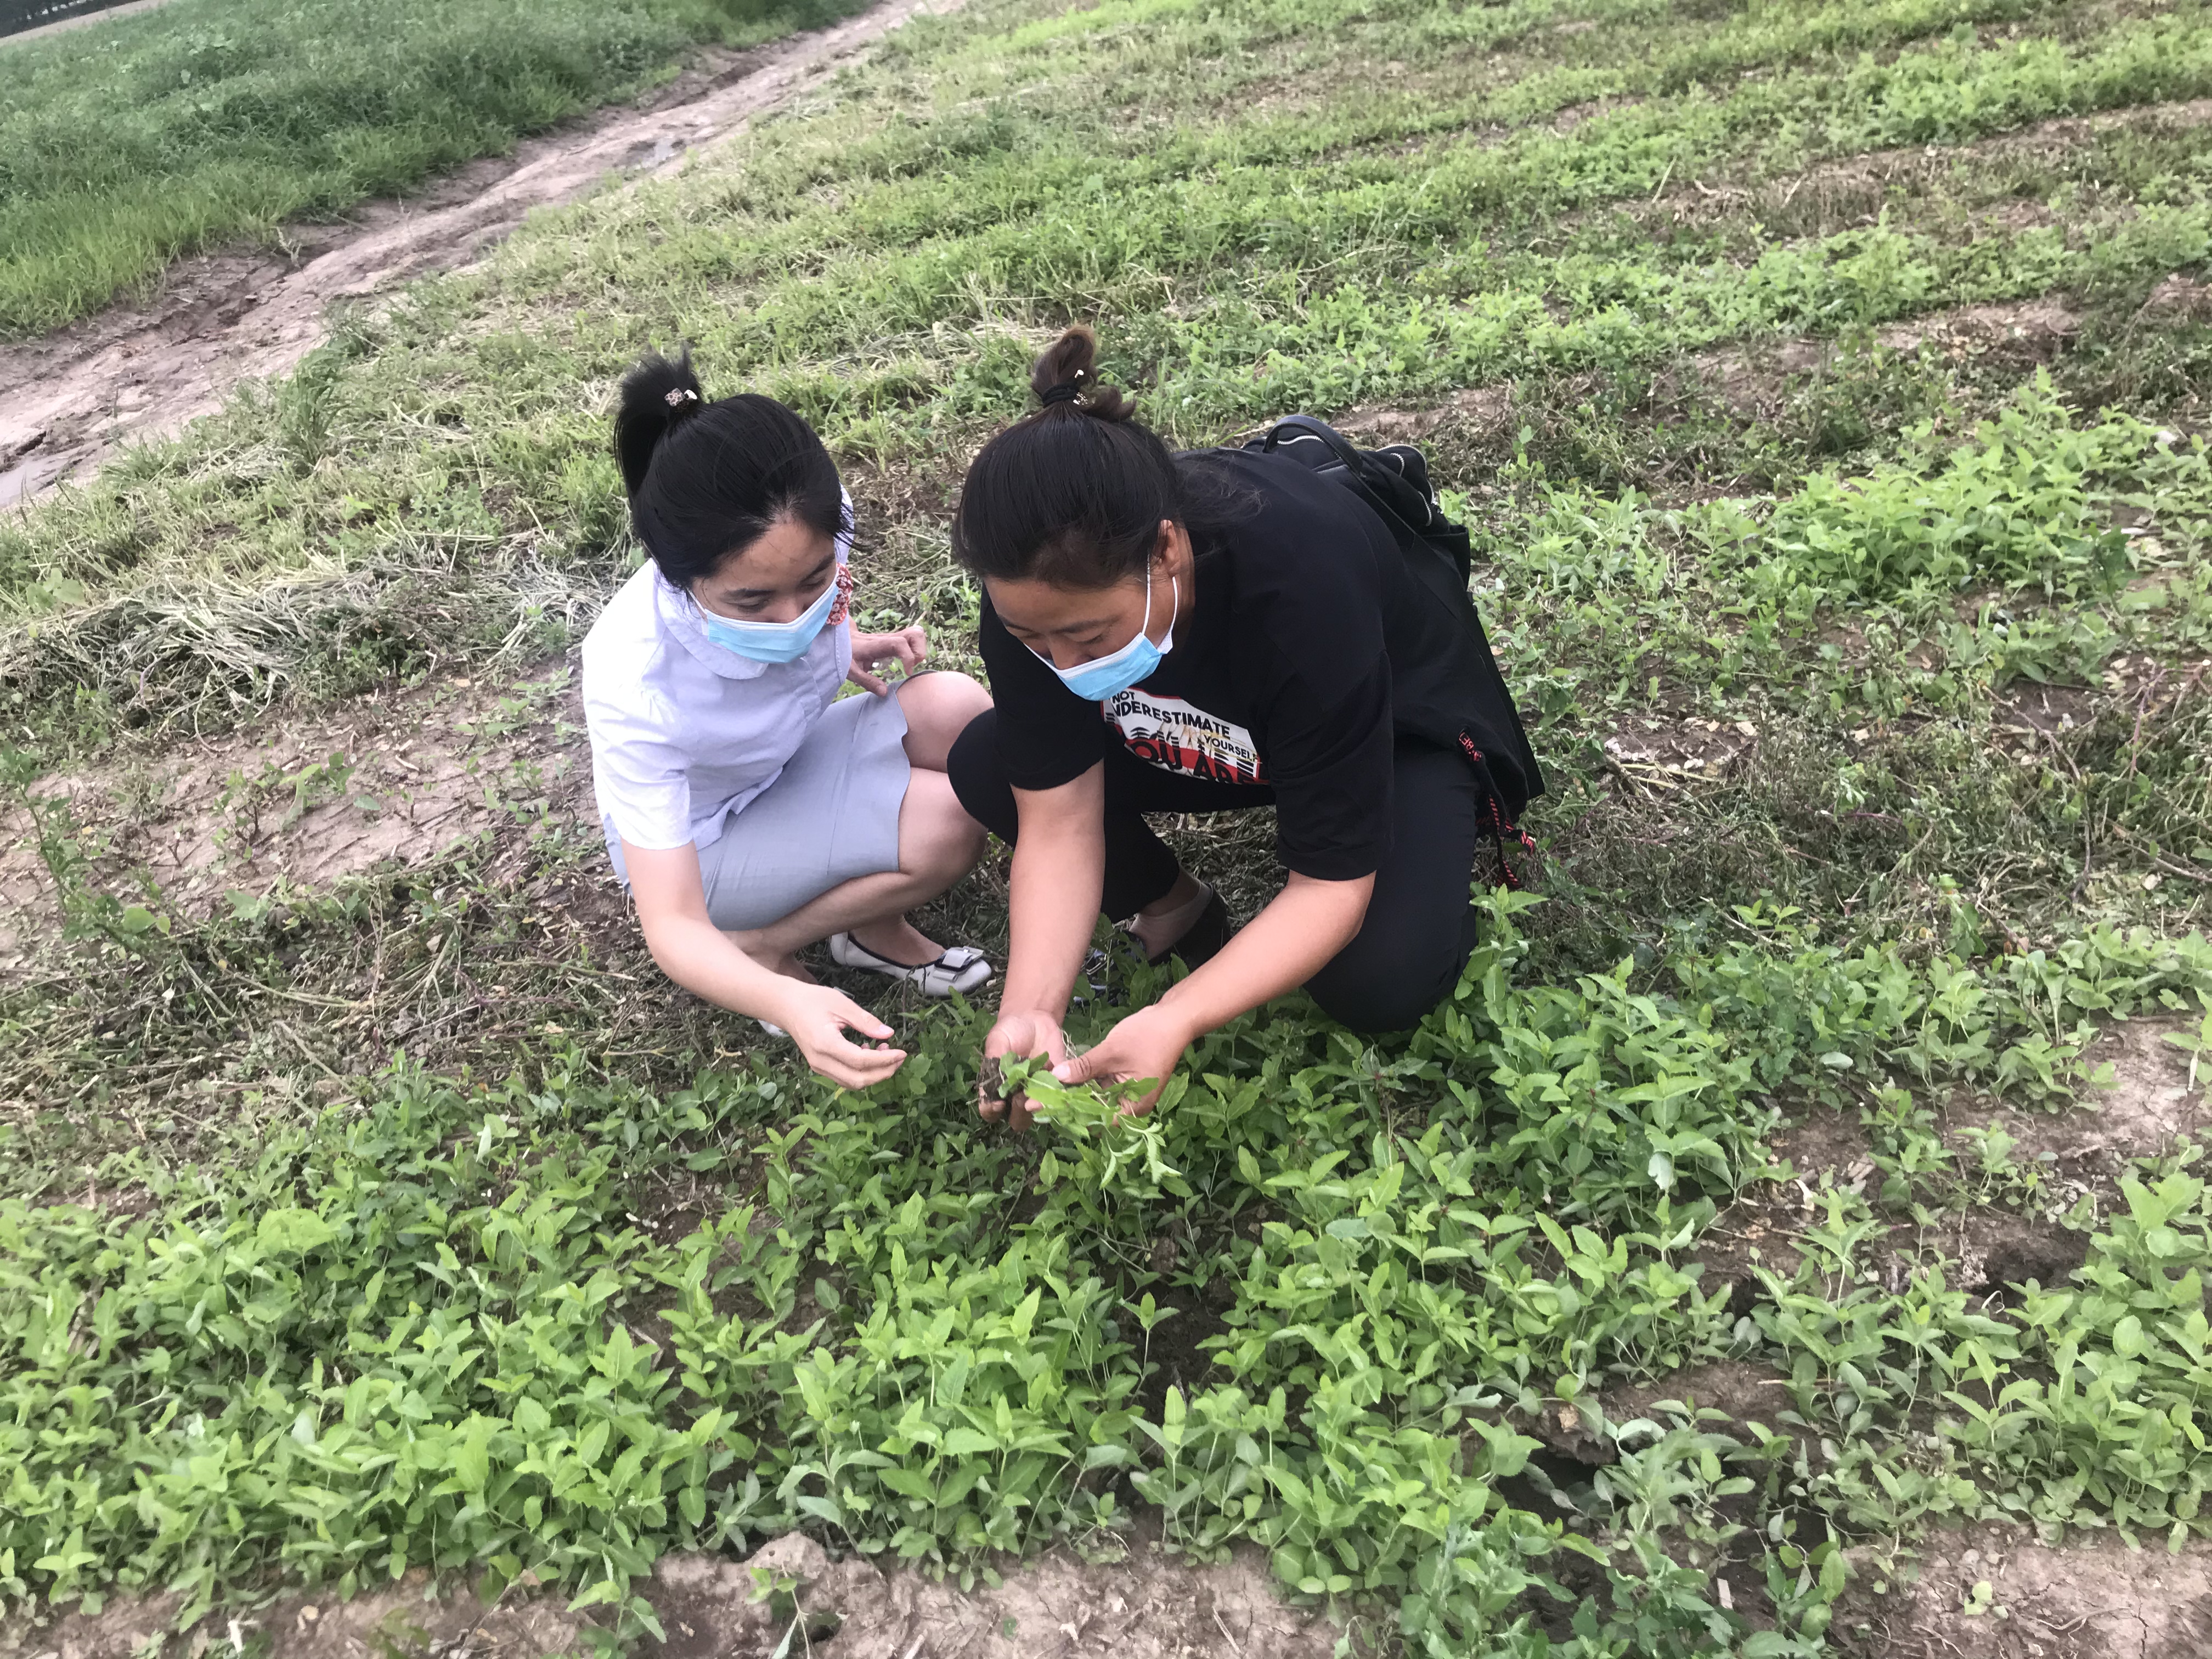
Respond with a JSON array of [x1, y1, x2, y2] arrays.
[[1031, 566, 1176, 702], [696, 574, 838, 664]]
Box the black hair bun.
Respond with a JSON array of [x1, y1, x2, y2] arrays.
[[614, 349, 707, 495], [1029, 325, 1133, 422]]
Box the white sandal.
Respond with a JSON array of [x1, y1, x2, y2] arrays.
[[828, 933, 994, 997]]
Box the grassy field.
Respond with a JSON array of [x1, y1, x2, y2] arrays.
[[4, 0, 2212, 1650], [0, 0, 873, 337]]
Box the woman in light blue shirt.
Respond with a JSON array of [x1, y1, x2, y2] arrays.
[[582, 352, 994, 1087]]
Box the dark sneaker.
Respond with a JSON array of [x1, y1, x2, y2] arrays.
[[1150, 887, 1231, 970], [1070, 945, 1117, 1005]]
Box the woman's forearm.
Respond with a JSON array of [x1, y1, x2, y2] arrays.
[[1155, 873, 1373, 1040], [1002, 828, 1103, 1020], [1000, 770, 1109, 1022], [642, 914, 798, 1023], [620, 840, 788, 1022]]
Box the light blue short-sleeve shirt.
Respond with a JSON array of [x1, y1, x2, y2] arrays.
[[581, 532, 853, 856]]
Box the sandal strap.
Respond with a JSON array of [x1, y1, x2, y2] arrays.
[[831, 933, 992, 995], [835, 932, 952, 972]]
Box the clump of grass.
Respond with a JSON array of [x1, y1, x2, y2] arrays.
[[0, 0, 871, 336]]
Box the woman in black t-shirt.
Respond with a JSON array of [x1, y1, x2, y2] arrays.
[[946, 328, 1539, 1122]]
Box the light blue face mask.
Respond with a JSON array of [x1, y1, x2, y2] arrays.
[[696, 574, 838, 664], [1031, 567, 1176, 702]]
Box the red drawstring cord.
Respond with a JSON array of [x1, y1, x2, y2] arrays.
[[1459, 732, 1530, 890]]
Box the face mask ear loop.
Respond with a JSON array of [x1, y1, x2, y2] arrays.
[[1135, 555, 1178, 649]]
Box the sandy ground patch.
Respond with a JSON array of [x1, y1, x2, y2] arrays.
[[0, 661, 590, 972], [1841, 1526, 2212, 1658], [0, 1533, 1338, 1659]]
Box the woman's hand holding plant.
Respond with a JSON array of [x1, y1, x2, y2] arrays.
[[1050, 1003, 1193, 1115], [978, 1008, 1068, 1131], [772, 981, 908, 1089]]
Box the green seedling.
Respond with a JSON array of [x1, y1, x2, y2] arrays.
[[2166, 1001, 2212, 1091], [992, 1055, 1190, 1203]]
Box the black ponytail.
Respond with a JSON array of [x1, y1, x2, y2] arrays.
[[613, 349, 847, 589], [951, 326, 1244, 589]]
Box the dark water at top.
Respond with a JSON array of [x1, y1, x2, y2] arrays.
[[3, 0, 146, 40]]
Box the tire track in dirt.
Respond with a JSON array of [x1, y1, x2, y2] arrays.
[[0, 0, 959, 508]]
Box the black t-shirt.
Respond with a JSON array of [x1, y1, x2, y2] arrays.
[[981, 446, 1465, 882]]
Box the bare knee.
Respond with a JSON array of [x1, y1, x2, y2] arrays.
[[898, 672, 992, 771], [898, 767, 987, 879]]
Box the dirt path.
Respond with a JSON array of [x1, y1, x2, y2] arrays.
[[0, 0, 956, 508]]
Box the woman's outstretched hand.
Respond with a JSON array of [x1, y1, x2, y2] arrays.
[[1051, 1003, 1194, 1115], [979, 1009, 1068, 1132], [777, 982, 907, 1089], [848, 625, 928, 695]]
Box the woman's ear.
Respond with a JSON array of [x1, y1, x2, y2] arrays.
[[1154, 518, 1195, 585]]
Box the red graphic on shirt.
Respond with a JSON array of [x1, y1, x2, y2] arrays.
[[827, 564, 855, 627], [1103, 689, 1266, 786]]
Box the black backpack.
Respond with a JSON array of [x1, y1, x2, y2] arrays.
[[1245, 415, 1544, 878]]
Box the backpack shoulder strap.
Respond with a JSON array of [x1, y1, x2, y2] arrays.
[[1256, 414, 1472, 586], [1260, 415, 1365, 475]]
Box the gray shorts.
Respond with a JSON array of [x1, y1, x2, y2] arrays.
[[608, 687, 911, 931]]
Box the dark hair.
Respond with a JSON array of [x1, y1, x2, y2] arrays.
[[951, 326, 1244, 588], [613, 349, 847, 589]]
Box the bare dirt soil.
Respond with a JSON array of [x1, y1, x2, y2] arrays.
[[2138, 274, 2212, 321], [641, 1531, 1340, 1659], [0, 1533, 1338, 1659], [1601, 712, 1761, 787], [1336, 385, 1516, 446], [0, 0, 958, 507], [0, 1572, 583, 1659], [0, 660, 589, 971], [1602, 1358, 1802, 1444], [1840, 1526, 2212, 1659]]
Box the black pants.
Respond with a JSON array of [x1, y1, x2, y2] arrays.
[[946, 712, 1484, 1034]]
